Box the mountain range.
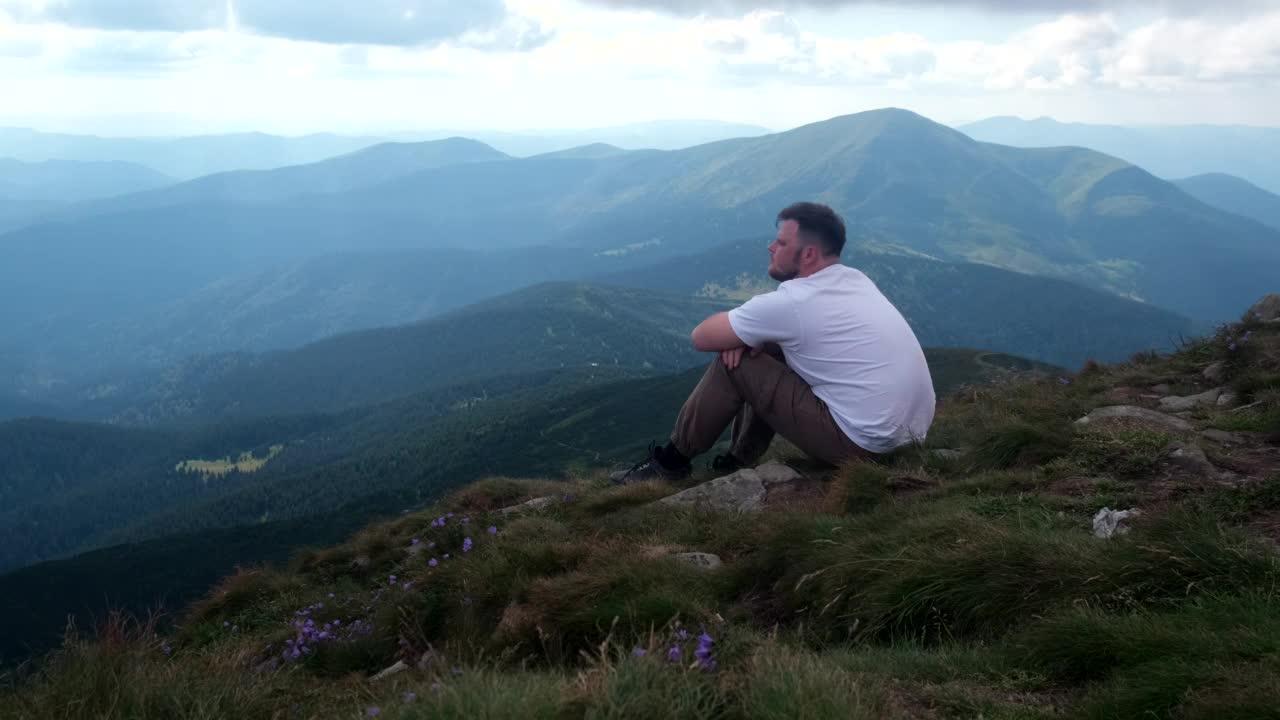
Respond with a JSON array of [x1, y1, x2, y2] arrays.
[[5, 107, 1270, 409], [960, 116, 1280, 194], [1172, 173, 1280, 231]]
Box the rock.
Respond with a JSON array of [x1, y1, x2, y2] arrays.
[[1158, 388, 1221, 412], [1165, 442, 1220, 478], [498, 496, 557, 515], [1217, 392, 1238, 408], [1074, 405, 1193, 432], [1200, 429, 1248, 446], [371, 660, 409, 681], [1203, 362, 1226, 383], [657, 462, 803, 513], [1093, 507, 1140, 539], [674, 552, 723, 570], [1248, 294, 1280, 323]]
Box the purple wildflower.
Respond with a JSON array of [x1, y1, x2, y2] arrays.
[[632, 647, 647, 657], [463, 537, 473, 553], [403, 582, 413, 591], [462, 516, 471, 525], [367, 707, 381, 717], [487, 525, 498, 535], [328, 592, 335, 598], [403, 691, 417, 703], [429, 558, 439, 568], [667, 644, 681, 663], [162, 643, 172, 655], [695, 631, 715, 670], [676, 628, 688, 641], [443, 553, 450, 560], [1229, 342, 1238, 351], [447, 512, 455, 518], [389, 575, 397, 585], [411, 537, 420, 545], [1058, 377, 1071, 385]]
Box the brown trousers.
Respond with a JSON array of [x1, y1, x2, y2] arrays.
[[670, 346, 873, 466]]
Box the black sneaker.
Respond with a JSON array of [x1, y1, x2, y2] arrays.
[[710, 453, 744, 473], [610, 441, 692, 485]]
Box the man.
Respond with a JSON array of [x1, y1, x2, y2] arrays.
[[615, 201, 935, 483]]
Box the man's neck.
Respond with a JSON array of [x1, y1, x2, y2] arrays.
[[796, 258, 840, 279]]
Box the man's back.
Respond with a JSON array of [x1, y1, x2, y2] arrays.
[[729, 263, 935, 452]]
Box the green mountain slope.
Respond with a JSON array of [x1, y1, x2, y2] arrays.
[[4, 107, 1271, 380], [600, 240, 1193, 368], [101, 283, 731, 425], [0, 158, 173, 233], [56, 137, 508, 222], [960, 115, 1280, 194], [0, 344, 1054, 660], [5, 307, 1278, 716], [1172, 173, 1280, 231], [0, 128, 382, 179]]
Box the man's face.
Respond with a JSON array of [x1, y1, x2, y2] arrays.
[[767, 220, 805, 282]]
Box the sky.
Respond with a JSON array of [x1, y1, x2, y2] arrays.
[[0, 0, 1276, 136]]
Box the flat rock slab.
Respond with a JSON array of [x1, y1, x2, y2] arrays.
[[1248, 294, 1280, 323], [1075, 405, 1193, 433], [1158, 388, 1222, 412], [498, 496, 558, 515], [674, 552, 724, 570], [657, 462, 804, 513], [1201, 429, 1249, 446]]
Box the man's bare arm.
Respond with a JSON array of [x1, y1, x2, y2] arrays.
[[691, 312, 746, 352]]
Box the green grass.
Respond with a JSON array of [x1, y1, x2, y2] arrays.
[[6, 317, 1280, 718]]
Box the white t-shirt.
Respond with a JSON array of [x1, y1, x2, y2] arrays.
[[727, 264, 935, 453]]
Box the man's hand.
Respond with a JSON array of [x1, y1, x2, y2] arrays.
[[720, 345, 762, 370]]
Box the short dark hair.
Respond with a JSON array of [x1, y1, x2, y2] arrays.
[[776, 202, 846, 257]]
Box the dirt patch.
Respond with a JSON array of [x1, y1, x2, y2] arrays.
[[885, 474, 938, 498], [1047, 475, 1101, 497], [763, 478, 830, 512]]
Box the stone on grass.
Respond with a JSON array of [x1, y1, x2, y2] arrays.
[[1247, 294, 1280, 323], [1165, 442, 1221, 478], [371, 660, 408, 681], [1158, 388, 1221, 412], [657, 462, 803, 513], [1074, 405, 1193, 432], [674, 552, 724, 571], [1203, 361, 1226, 383], [498, 496, 557, 515], [1093, 507, 1140, 538], [1200, 429, 1248, 446]]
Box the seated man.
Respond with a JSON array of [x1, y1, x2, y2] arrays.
[[615, 201, 936, 483]]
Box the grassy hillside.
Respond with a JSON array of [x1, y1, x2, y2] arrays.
[[0, 346, 1054, 660], [1173, 173, 1280, 231], [602, 241, 1193, 367], [100, 283, 731, 425], [4, 306, 1276, 718]]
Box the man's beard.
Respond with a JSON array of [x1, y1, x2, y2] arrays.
[[767, 247, 802, 281]]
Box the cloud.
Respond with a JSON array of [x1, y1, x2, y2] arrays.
[[693, 8, 1280, 91], [455, 15, 555, 52], [0, 0, 225, 32], [0, 0, 529, 47], [580, 0, 1269, 17]]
